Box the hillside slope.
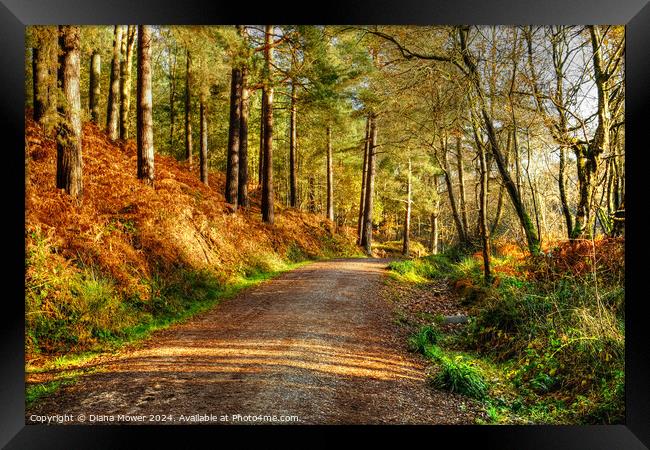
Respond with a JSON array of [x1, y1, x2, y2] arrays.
[[25, 115, 359, 357]]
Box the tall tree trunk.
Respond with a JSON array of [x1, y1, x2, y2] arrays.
[[456, 136, 469, 237], [261, 25, 275, 224], [402, 158, 412, 256], [238, 65, 250, 207], [89, 50, 101, 124], [430, 175, 440, 254], [199, 98, 208, 185], [184, 50, 193, 168], [361, 114, 377, 255], [225, 66, 242, 207], [56, 26, 83, 198], [106, 25, 122, 141], [357, 116, 370, 245], [258, 92, 265, 185], [120, 26, 136, 140], [289, 82, 298, 207], [326, 126, 334, 221], [167, 41, 177, 148], [477, 132, 491, 283], [136, 25, 154, 186]]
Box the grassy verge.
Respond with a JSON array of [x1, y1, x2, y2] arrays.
[[391, 240, 625, 424], [25, 240, 311, 407]]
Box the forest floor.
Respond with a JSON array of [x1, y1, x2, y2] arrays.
[[26, 258, 484, 425]]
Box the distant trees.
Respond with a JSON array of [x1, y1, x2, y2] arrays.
[[55, 26, 83, 198], [136, 25, 154, 186]]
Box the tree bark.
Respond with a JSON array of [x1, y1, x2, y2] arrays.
[[238, 64, 250, 207], [258, 92, 265, 185], [106, 25, 122, 141], [475, 127, 491, 282], [357, 116, 370, 245], [289, 82, 298, 208], [56, 26, 83, 198], [430, 175, 440, 254], [167, 40, 177, 148], [456, 136, 470, 238], [261, 25, 275, 224], [226, 66, 242, 207], [89, 50, 101, 124], [326, 125, 334, 222], [361, 114, 377, 255], [119, 26, 136, 140], [136, 25, 154, 186], [402, 158, 412, 256], [185, 50, 193, 168], [199, 98, 208, 185], [33, 45, 53, 124]]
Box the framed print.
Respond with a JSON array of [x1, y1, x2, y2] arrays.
[[1, 0, 649, 447]]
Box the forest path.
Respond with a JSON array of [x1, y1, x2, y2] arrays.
[[27, 258, 478, 425]]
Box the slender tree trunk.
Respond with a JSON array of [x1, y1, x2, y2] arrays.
[[226, 66, 242, 207], [477, 133, 491, 283], [238, 65, 250, 207], [199, 98, 208, 185], [326, 126, 334, 222], [120, 26, 136, 140], [258, 92, 265, 185], [56, 26, 83, 198], [361, 114, 377, 255], [106, 25, 122, 141], [430, 175, 440, 254], [357, 116, 370, 245], [456, 136, 470, 237], [402, 158, 412, 256], [289, 82, 298, 207], [184, 50, 193, 168], [440, 137, 467, 244], [261, 25, 275, 224], [136, 25, 154, 186], [167, 42, 177, 148], [89, 50, 101, 124]]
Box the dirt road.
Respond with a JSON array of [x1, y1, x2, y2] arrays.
[[27, 258, 479, 425]]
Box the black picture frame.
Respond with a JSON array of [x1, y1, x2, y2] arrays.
[[2, 0, 648, 447]]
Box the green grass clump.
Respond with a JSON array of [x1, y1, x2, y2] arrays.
[[408, 324, 442, 354], [430, 355, 489, 401]]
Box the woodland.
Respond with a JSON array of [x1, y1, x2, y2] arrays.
[[25, 25, 625, 424]]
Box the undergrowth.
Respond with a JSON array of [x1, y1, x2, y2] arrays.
[[397, 237, 625, 424]]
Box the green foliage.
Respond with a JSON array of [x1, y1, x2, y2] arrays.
[[408, 324, 441, 354], [430, 355, 489, 401]]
